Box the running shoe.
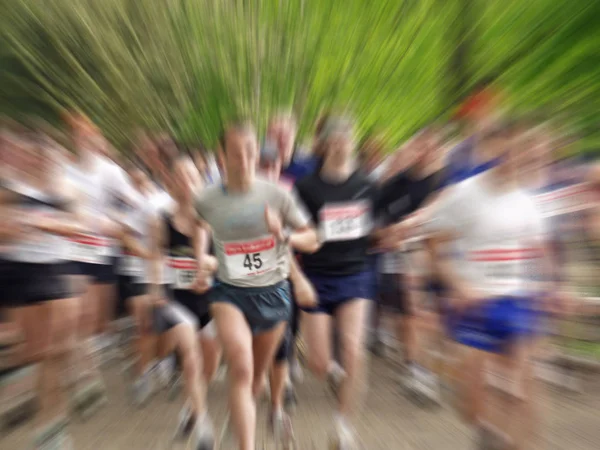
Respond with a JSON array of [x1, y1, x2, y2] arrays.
[[175, 403, 195, 440], [270, 409, 294, 445], [131, 372, 153, 407], [34, 417, 73, 450], [368, 336, 386, 358], [327, 362, 346, 399], [283, 382, 297, 410], [289, 357, 304, 384], [332, 418, 358, 450], [152, 356, 175, 389], [476, 427, 506, 450], [189, 414, 215, 450], [167, 371, 183, 401]]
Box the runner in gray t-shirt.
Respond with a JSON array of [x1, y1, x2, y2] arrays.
[[195, 178, 308, 288], [192, 122, 319, 450]]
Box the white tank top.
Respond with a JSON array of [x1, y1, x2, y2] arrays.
[[4, 182, 67, 264]]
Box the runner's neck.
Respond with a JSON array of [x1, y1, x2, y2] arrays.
[[484, 162, 516, 194], [225, 173, 254, 194], [320, 157, 355, 184]]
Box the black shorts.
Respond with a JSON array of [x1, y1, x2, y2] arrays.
[[117, 275, 147, 303], [152, 301, 200, 334], [172, 289, 212, 330], [378, 273, 412, 315], [78, 259, 117, 284], [2, 262, 71, 307]]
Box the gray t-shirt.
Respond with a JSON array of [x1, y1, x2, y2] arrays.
[[195, 177, 310, 287]]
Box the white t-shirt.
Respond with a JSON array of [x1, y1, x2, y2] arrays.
[[149, 188, 175, 219], [427, 174, 545, 298]]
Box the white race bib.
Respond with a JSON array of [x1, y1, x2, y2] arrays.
[[319, 201, 371, 242], [168, 257, 197, 290], [469, 245, 540, 292], [119, 254, 144, 277], [224, 236, 277, 280], [68, 234, 110, 264]]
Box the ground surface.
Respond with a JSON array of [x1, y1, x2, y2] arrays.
[[2, 354, 599, 450]]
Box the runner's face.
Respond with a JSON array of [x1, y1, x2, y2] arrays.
[[324, 131, 354, 162], [268, 120, 295, 166], [482, 135, 507, 161], [225, 129, 257, 177]]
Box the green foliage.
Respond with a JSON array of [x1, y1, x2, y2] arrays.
[[0, 0, 598, 154]]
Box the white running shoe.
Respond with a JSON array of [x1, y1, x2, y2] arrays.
[[332, 417, 357, 450], [190, 414, 215, 450], [152, 356, 175, 389], [327, 362, 346, 398], [175, 403, 195, 440], [131, 372, 153, 407], [34, 418, 73, 450], [290, 358, 304, 384], [271, 409, 294, 444]]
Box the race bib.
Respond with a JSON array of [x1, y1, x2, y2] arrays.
[[168, 257, 197, 290], [119, 254, 144, 277], [223, 236, 277, 280], [469, 246, 540, 291], [319, 201, 371, 242], [68, 234, 110, 264]]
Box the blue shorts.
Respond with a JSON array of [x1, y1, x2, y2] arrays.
[[367, 254, 380, 302], [521, 298, 548, 338], [302, 270, 373, 316], [448, 296, 530, 353], [209, 280, 292, 335]]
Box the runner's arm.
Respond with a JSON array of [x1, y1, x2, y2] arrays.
[[0, 190, 25, 241], [148, 215, 166, 303], [281, 187, 320, 253], [421, 190, 478, 308]]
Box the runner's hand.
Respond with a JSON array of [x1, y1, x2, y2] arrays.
[[265, 205, 285, 242], [198, 255, 219, 274], [293, 275, 318, 309], [192, 271, 212, 294]]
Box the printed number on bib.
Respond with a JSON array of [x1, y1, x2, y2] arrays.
[[168, 258, 197, 289], [319, 202, 371, 242], [224, 236, 276, 280]]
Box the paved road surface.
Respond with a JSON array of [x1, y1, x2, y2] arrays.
[[2, 355, 599, 449]]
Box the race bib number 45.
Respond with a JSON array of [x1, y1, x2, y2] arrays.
[[319, 201, 371, 242], [168, 257, 197, 289], [224, 236, 277, 280]]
